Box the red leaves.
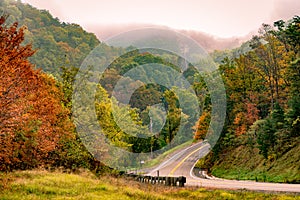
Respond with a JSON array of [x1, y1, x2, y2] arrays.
[[0, 16, 73, 171], [232, 96, 260, 136]]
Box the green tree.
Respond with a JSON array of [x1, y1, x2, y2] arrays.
[[271, 102, 285, 129], [257, 118, 276, 159]]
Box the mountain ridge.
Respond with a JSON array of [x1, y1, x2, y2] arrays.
[[83, 23, 252, 52]]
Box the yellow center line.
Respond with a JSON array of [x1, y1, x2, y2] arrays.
[[168, 144, 207, 176]]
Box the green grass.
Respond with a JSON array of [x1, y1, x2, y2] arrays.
[[0, 169, 299, 200], [208, 141, 300, 183]]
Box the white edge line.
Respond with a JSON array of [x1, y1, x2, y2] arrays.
[[148, 141, 204, 174]]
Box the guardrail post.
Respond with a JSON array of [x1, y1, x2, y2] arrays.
[[178, 176, 186, 187], [170, 177, 176, 186], [165, 177, 171, 186]]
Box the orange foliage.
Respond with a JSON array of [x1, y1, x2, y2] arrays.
[[246, 100, 259, 125], [0, 16, 73, 170], [193, 111, 211, 140], [233, 97, 259, 136], [233, 112, 247, 136]]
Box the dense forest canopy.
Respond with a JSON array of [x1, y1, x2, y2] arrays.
[[0, 0, 99, 76]]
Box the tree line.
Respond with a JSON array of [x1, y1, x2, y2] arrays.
[[194, 16, 300, 163]]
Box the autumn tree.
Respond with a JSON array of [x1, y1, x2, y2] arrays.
[[193, 111, 210, 140], [0, 15, 73, 170], [250, 24, 292, 109]]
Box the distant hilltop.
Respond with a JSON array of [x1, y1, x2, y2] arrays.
[[83, 23, 252, 52]]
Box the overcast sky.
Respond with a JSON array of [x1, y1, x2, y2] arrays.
[[22, 0, 299, 38]]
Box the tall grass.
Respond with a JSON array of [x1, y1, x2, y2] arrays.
[[0, 169, 299, 200]]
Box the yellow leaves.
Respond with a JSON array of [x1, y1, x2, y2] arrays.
[[233, 112, 247, 136], [233, 112, 243, 125], [193, 111, 211, 140]]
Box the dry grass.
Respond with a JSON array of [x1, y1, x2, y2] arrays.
[[0, 169, 299, 200]]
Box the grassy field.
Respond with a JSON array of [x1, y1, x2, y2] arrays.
[[0, 169, 299, 200]]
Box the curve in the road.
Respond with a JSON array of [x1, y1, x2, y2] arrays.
[[169, 144, 208, 176], [146, 141, 300, 193]]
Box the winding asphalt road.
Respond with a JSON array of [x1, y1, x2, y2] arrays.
[[146, 142, 300, 193]]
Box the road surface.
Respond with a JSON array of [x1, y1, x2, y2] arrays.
[[146, 141, 300, 193]]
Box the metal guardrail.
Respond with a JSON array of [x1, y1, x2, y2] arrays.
[[125, 174, 186, 187]]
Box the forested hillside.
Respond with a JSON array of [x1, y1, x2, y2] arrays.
[[195, 16, 300, 183], [0, 1, 201, 171], [85, 23, 245, 52], [0, 0, 99, 76], [0, 1, 100, 171]]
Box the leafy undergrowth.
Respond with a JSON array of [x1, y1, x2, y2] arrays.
[[209, 140, 300, 183], [0, 169, 299, 200]]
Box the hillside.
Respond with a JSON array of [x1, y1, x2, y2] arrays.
[[0, 0, 244, 79], [195, 16, 300, 183], [0, 3, 203, 171], [0, 0, 100, 76], [84, 23, 247, 52], [206, 137, 300, 183]]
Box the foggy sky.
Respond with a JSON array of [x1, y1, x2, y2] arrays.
[[21, 0, 299, 38]]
